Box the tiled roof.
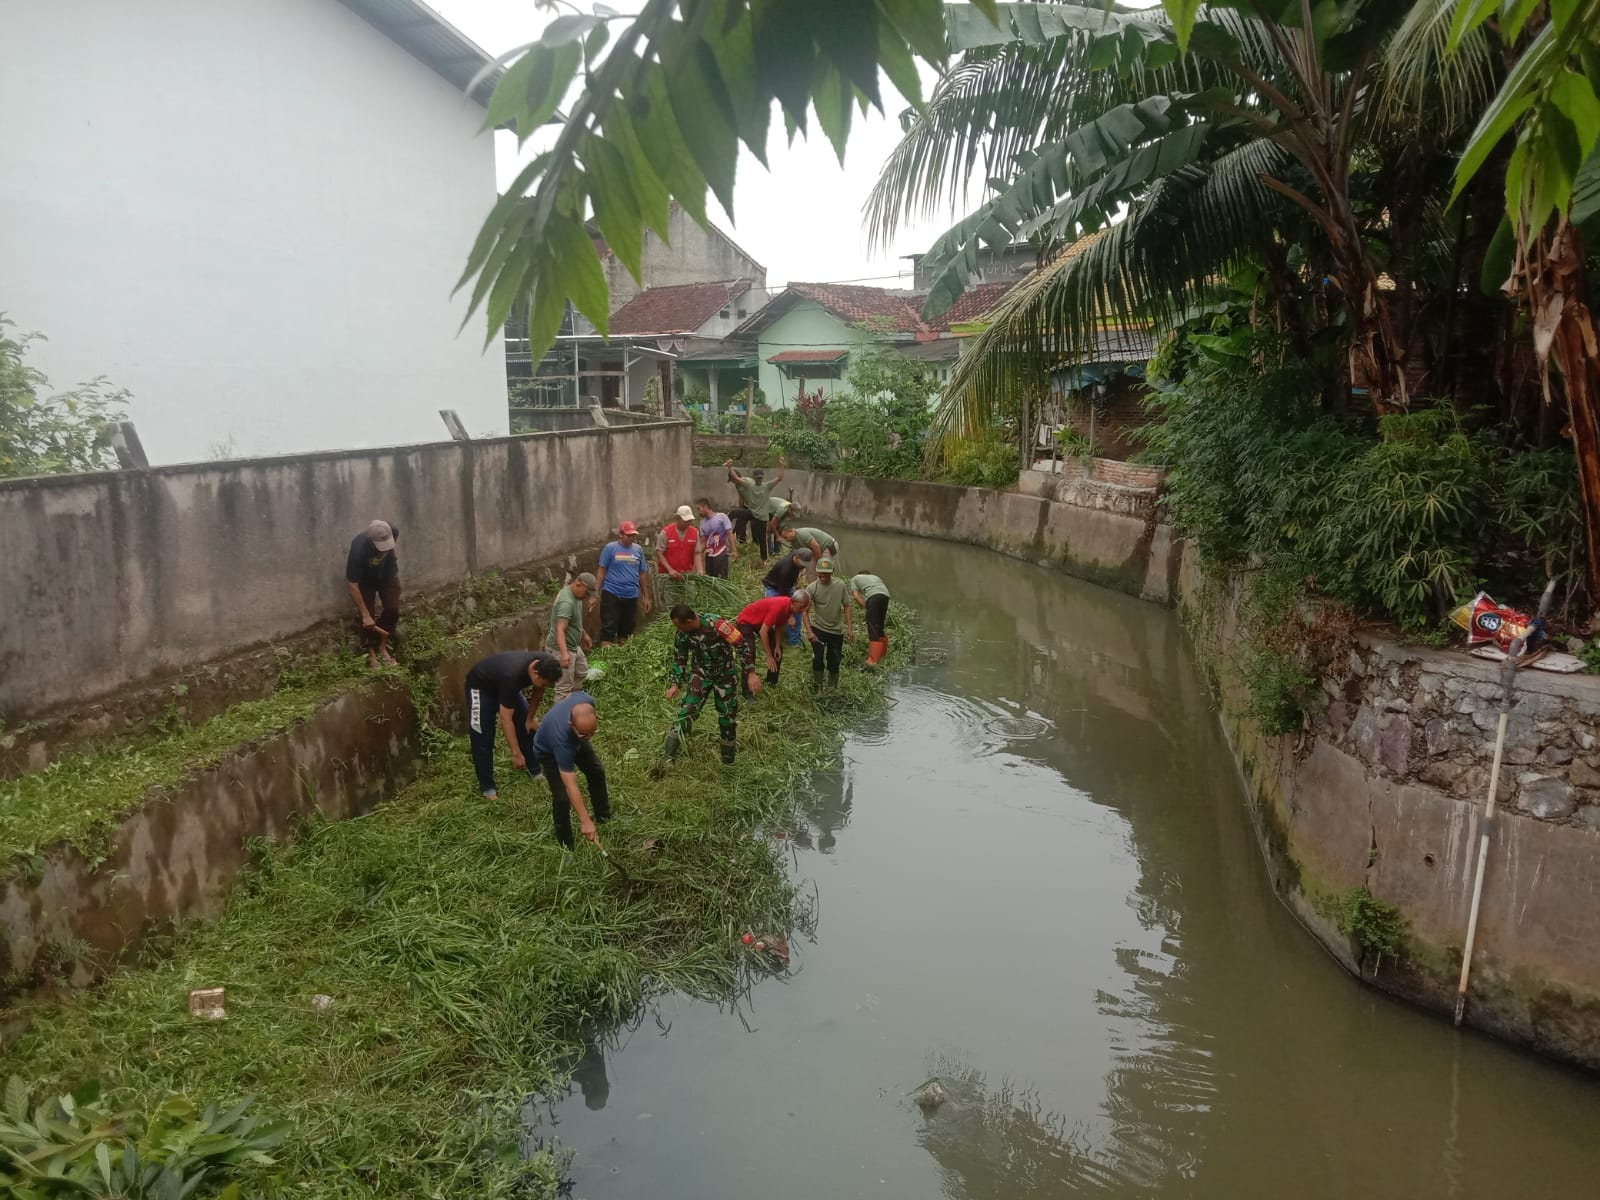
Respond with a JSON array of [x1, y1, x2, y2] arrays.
[[768, 349, 849, 363], [607, 280, 751, 336], [931, 280, 1017, 325], [788, 282, 930, 334]]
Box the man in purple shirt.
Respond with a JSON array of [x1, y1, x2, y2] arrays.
[[695, 497, 736, 579]]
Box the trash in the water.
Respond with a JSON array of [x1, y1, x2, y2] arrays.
[[188, 987, 226, 1020], [310, 994, 335, 1012], [912, 1079, 948, 1112]]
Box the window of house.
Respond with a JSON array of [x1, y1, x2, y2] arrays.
[[720, 307, 731, 319]]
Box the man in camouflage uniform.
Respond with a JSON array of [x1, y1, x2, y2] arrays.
[[663, 603, 764, 765]]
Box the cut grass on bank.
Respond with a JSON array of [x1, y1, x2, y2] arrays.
[[0, 656, 371, 873], [0, 572, 567, 876], [4, 555, 911, 1198]]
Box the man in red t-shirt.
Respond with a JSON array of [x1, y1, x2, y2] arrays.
[[658, 505, 701, 580], [737, 591, 812, 685]]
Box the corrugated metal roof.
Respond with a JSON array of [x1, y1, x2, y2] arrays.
[[768, 349, 849, 363], [336, 0, 500, 105]]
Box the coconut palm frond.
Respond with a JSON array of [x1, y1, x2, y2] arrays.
[[927, 143, 1297, 460], [1373, 0, 1500, 135]]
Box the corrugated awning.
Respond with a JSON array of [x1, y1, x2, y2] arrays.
[[767, 349, 849, 364]]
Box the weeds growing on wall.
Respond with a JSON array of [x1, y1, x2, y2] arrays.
[[1145, 328, 1587, 725], [3, 555, 911, 1197], [1324, 886, 1407, 969]]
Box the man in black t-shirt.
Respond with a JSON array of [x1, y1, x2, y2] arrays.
[[346, 519, 401, 668], [465, 650, 564, 799], [761, 547, 812, 646]]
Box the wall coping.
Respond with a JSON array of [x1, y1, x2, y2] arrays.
[[0, 419, 693, 494], [1357, 632, 1600, 702]]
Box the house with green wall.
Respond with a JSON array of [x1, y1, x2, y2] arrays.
[[727, 281, 1018, 411]]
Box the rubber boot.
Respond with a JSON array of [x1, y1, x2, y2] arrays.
[[828, 670, 839, 688], [865, 637, 888, 667], [812, 669, 826, 690], [719, 739, 737, 765], [663, 728, 682, 759]]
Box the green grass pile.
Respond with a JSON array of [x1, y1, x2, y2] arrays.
[[2, 555, 911, 1197]]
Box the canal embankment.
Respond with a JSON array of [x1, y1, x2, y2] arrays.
[[2, 421, 690, 994], [3, 555, 911, 1197], [712, 462, 1600, 1068]]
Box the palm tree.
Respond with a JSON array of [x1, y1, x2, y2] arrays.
[[866, 1, 1504, 456]]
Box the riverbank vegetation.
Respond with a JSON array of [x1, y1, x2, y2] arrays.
[[2, 555, 910, 1197], [464, 0, 1600, 714]]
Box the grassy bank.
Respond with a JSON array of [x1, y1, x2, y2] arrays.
[[0, 570, 563, 876], [3, 558, 908, 1197]]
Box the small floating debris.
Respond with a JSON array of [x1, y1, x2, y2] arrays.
[[739, 932, 791, 967], [188, 987, 226, 1020], [912, 1080, 948, 1112]]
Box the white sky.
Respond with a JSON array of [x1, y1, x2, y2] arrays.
[[430, 0, 970, 291]]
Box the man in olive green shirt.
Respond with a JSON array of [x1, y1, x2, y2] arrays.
[[780, 525, 839, 576], [546, 572, 597, 699], [802, 557, 853, 686], [850, 573, 892, 667], [725, 456, 785, 562]]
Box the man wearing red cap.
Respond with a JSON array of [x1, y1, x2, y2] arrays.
[[596, 521, 651, 646], [345, 518, 400, 669]]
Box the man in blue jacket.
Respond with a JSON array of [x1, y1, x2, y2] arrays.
[[531, 691, 610, 849]]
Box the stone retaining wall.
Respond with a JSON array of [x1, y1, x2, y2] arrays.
[[1182, 553, 1600, 1068], [1325, 638, 1600, 830]]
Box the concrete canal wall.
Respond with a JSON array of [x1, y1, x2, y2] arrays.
[[708, 464, 1600, 1068], [690, 465, 1178, 605], [1182, 556, 1600, 1068], [1, 420, 690, 724]]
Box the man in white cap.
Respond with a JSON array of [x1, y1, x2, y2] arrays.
[[658, 505, 701, 580], [345, 519, 400, 669]]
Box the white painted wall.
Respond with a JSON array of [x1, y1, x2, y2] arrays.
[[0, 0, 506, 465]]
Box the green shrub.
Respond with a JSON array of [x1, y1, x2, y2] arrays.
[[1, 315, 129, 479], [0, 1078, 285, 1197], [942, 438, 1020, 489]]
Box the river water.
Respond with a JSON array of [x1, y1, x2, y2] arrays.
[[543, 527, 1600, 1198]]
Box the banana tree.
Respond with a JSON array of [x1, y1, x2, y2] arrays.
[[1447, 0, 1600, 607]]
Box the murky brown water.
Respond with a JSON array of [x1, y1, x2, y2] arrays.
[[543, 528, 1600, 1198]]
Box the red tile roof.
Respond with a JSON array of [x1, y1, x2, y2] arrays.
[[932, 280, 1017, 325], [788, 282, 930, 334], [767, 348, 849, 363], [608, 279, 751, 336]]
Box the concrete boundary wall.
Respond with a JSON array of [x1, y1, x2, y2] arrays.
[[691, 465, 1175, 604], [2, 423, 691, 721]]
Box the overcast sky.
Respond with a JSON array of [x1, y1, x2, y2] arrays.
[[430, 0, 971, 291]]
